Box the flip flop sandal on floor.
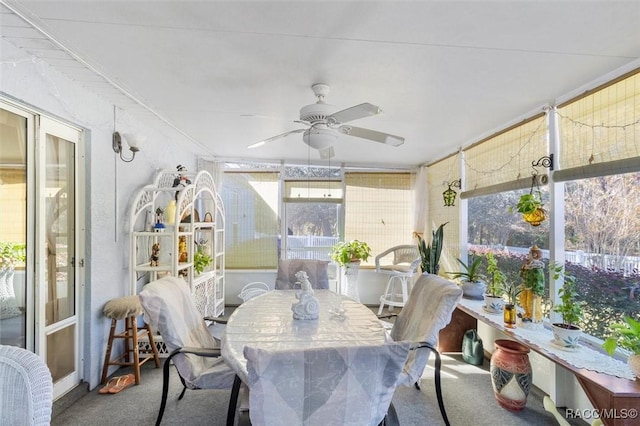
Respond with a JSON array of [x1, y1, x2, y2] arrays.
[[98, 377, 120, 394], [109, 374, 135, 394]]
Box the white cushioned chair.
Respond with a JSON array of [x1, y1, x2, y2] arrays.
[[381, 273, 463, 426], [0, 344, 53, 426], [139, 276, 237, 426], [244, 342, 411, 426]]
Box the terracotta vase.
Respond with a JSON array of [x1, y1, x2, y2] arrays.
[[490, 339, 532, 411]]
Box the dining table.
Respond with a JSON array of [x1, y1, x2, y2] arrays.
[[221, 289, 388, 383]]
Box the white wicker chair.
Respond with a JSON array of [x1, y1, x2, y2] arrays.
[[0, 344, 53, 426], [375, 245, 421, 314], [237, 281, 270, 303]]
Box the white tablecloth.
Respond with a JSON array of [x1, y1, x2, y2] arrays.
[[459, 298, 636, 380], [222, 290, 388, 382]]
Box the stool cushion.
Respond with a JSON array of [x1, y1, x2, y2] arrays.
[[103, 296, 142, 320]]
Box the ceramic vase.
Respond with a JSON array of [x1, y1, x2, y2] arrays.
[[490, 339, 532, 411], [343, 261, 361, 302], [483, 294, 504, 314], [551, 323, 581, 348], [461, 280, 486, 299]]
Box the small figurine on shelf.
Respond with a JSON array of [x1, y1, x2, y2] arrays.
[[178, 235, 188, 263], [172, 164, 192, 201], [150, 243, 160, 266], [153, 207, 166, 232]]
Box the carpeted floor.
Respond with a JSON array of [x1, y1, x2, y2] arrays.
[[52, 351, 586, 426]]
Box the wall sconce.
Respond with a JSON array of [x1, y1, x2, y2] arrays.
[[112, 132, 144, 163], [443, 179, 461, 207]]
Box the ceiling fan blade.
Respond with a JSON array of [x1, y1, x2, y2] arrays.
[[318, 146, 335, 159], [248, 128, 306, 148], [327, 103, 381, 125], [338, 125, 405, 147]]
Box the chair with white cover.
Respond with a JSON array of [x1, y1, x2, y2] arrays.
[[243, 342, 411, 426], [274, 259, 330, 290], [237, 281, 270, 303], [0, 344, 53, 426], [381, 273, 463, 426], [139, 276, 238, 426], [375, 245, 421, 315]]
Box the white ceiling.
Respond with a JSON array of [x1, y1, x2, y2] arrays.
[[2, 1, 640, 168]]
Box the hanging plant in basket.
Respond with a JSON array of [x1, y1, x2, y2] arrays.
[[510, 176, 546, 226]]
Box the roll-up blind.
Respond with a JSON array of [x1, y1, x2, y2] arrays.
[[344, 172, 412, 266], [557, 69, 640, 177], [464, 114, 547, 194]]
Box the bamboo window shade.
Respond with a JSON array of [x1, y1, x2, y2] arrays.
[[463, 115, 548, 194], [344, 172, 413, 266], [557, 69, 640, 173]]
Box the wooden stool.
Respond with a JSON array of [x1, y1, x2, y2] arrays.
[[101, 295, 160, 385]]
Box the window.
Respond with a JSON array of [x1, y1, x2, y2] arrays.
[[344, 172, 413, 267], [221, 164, 414, 269], [222, 171, 279, 269]]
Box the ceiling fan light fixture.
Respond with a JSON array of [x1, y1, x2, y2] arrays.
[[303, 127, 337, 150]]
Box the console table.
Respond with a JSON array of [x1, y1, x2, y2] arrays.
[[451, 298, 640, 426]]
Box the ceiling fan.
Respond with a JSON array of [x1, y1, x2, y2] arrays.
[[248, 83, 405, 159]]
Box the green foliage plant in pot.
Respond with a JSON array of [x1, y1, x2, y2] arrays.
[[510, 192, 546, 227], [330, 240, 371, 266], [483, 252, 505, 313], [193, 248, 213, 275], [447, 256, 486, 300], [330, 240, 371, 302], [503, 280, 522, 328], [602, 316, 640, 378], [550, 263, 584, 349], [415, 222, 447, 275]]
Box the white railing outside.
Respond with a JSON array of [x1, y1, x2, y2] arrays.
[[471, 244, 640, 277]]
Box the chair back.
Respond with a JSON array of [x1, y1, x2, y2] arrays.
[[375, 245, 420, 273], [139, 277, 223, 388], [390, 273, 463, 384], [0, 345, 53, 426], [238, 281, 270, 303], [275, 259, 329, 289], [244, 342, 411, 426]]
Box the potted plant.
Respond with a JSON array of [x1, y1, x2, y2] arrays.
[[502, 280, 522, 328], [193, 247, 213, 275], [330, 240, 371, 302], [483, 252, 505, 313], [447, 256, 486, 299], [602, 316, 640, 378], [330, 240, 371, 266], [550, 264, 583, 348], [510, 193, 546, 226], [415, 222, 447, 275]]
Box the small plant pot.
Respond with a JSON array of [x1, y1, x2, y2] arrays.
[[461, 280, 486, 299], [522, 207, 546, 226], [628, 354, 640, 379], [551, 323, 581, 348], [503, 304, 517, 328], [483, 294, 504, 314]]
